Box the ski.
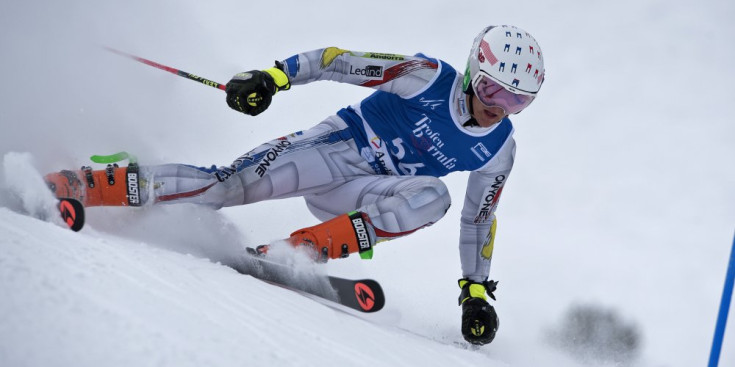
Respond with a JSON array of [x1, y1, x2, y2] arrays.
[[57, 197, 85, 232], [230, 253, 384, 313]]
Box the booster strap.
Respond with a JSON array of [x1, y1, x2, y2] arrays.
[[348, 211, 374, 259], [125, 164, 142, 207]]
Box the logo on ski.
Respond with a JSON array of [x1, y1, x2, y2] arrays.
[[59, 200, 76, 226], [354, 282, 376, 311], [57, 198, 85, 232], [235, 254, 385, 313]]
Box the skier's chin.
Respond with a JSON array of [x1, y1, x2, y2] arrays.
[[471, 95, 506, 127], [474, 107, 505, 128]]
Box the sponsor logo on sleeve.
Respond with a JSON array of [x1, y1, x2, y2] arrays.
[[474, 175, 506, 223], [364, 52, 405, 61], [349, 65, 383, 78]]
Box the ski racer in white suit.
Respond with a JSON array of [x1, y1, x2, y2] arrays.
[[45, 25, 545, 345]]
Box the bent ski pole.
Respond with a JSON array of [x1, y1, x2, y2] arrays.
[[104, 47, 226, 91]]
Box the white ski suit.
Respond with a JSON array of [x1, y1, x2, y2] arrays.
[[141, 48, 515, 282]]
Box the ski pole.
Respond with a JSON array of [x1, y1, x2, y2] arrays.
[[104, 47, 226, 91], [708, 231, 735, 367]]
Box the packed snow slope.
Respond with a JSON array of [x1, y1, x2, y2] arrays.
[[1, 0, 734, 366], [0, 205, 505, 367]]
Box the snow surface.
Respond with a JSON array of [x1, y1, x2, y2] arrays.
[[1, 0, 734, 366]]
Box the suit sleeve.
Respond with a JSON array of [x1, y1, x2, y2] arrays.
[[279, 47, 439, 98], [458, 136, 516, 282]]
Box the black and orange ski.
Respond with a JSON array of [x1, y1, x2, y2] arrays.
[[231, 254, 385, 313]]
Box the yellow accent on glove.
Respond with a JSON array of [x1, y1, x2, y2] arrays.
[[246, 92, 262, 107], [459, 280, 488, 303], [263, 67, 290, 92], [471, 324, 485, 337]]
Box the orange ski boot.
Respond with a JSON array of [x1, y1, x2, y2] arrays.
[[252, 211, 376, 262], [44, 164, 143, 207]]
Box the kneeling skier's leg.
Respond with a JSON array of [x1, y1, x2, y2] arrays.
[[283, 175, 451, 260], [44, 163, 237, 208], [44, 117, 367, 209]]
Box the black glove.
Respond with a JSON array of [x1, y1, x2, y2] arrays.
[[458, 279, 499, 345], [461, 298, 499, 345], [225, 70, 278, 116]]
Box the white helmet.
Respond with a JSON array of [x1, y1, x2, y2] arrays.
[[462, 25, 545, 97]]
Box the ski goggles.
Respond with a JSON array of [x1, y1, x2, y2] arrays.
[[472, 75, 535, 115]]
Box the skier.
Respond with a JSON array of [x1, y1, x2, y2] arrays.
[[45, 25, 545, 345]]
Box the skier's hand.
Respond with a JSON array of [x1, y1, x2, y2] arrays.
[[226, 65, 290, 116]]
